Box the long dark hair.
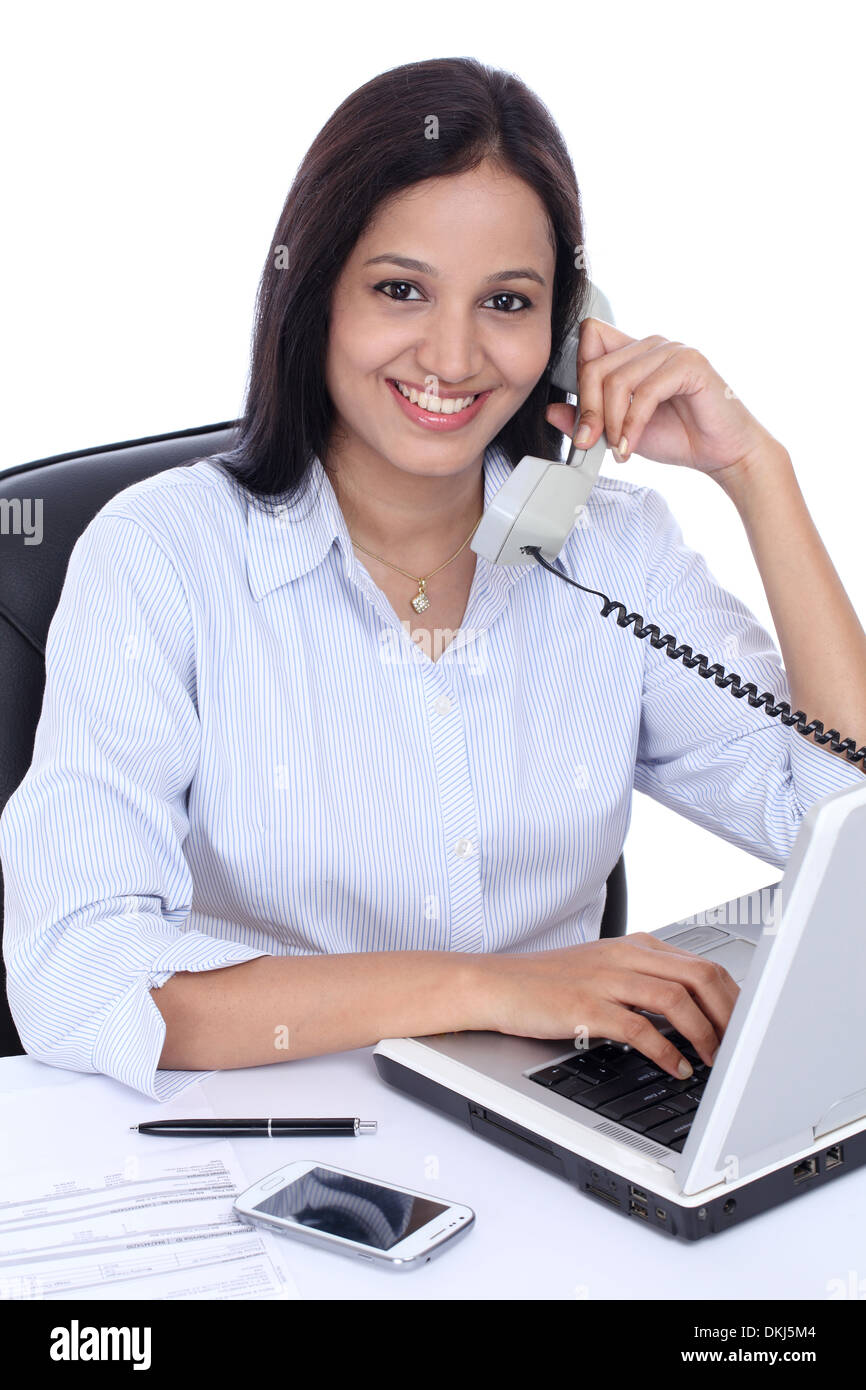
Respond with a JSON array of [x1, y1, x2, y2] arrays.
[[211, 56, 588, 516]]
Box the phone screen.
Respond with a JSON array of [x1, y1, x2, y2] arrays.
[[251, 1166, 450, 1251]]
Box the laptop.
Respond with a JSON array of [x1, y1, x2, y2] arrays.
[[374, 776, 866, 1240]]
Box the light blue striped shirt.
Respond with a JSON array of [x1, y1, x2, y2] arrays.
[[1, 444, 861, 1101]]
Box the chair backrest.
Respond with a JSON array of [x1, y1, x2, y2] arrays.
[[0, 422, 626, 1056]]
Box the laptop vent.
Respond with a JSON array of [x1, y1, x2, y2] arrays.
[[593, 1121, 670, 1159]]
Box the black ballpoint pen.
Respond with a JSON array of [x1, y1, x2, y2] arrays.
[[130, 1117, 377, 1137]]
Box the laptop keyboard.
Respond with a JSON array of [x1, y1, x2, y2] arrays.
[[528, 1032, 711, 1152]]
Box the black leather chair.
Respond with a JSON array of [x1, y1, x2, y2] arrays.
[[0, 422, 627, 1057]]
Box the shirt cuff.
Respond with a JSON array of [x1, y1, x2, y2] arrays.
[[91, 935, 272, 1101]]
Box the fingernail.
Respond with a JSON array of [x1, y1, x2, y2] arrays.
[[574, 423, 592, 446], [617, 435, 629, 460], [677, 1059, 694, 1079]]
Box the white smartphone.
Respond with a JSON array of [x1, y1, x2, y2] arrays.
[[234, 1159, 475, 1271]]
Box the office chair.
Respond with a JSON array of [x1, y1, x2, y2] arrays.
[[0, 422, 627, 1058]]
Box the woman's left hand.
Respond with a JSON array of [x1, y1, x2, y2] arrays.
[[544, 317, 785, 485]]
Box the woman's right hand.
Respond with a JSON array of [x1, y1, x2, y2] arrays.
[[476, 934, 740, 1079]]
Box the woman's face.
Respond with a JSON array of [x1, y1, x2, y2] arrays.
[[325, 157, 556, 481]]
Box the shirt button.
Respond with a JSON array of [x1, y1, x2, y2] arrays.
[[454, 837, 474, 858], [434, 695, 452, 715]]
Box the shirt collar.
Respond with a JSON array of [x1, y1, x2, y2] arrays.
[[245, 441, 521, 602]]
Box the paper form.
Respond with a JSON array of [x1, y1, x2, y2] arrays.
[[0, 1138, 301, 1299]]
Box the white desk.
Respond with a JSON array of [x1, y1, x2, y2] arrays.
[[1, 1048, 861, 1300]]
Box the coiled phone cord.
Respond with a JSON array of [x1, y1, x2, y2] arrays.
[[523, 545, 866, 772]]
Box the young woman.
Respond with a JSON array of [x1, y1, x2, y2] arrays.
[[2, 58, 864, 1101]]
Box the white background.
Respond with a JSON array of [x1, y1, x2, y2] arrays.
[[3, 0, 864, 932]]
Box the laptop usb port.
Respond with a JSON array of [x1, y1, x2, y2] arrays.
[[629, 1185, 648, 1204], [629, 1200, 649, 1218], [793, 1157, 819, 1183]]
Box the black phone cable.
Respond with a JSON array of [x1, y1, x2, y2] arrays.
[[523, 545, 866, 773]]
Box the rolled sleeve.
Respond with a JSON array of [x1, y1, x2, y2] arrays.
[[633, 487, 864, 868], [0, 512, 269, 1100]]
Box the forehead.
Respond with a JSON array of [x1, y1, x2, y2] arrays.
[[352, 162, 556, 270]]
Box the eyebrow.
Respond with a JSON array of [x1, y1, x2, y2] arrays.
[[363, 253, 547, 288]]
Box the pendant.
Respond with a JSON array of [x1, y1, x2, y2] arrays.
[[411, 578, 430, 614]]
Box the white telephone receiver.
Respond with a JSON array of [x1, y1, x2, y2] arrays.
[[471, 281, 614, 565]]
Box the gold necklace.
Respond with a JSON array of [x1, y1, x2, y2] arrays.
[[350, 515, 483, 614]]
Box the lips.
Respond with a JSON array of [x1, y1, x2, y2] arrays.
[[385, 377, 492, 432], [392, 379, 478, 413]]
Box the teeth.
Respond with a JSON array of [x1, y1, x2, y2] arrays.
[[394, 381, 477, 413]]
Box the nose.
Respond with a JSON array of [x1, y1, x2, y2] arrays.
[[414, 306, 485, 390]]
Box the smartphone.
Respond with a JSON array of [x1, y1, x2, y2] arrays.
[[234, 1159, 475, 1271]]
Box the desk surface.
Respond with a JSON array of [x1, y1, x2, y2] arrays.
[[1, 1048, 861, 1299]]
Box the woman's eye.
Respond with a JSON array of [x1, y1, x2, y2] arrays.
[[375, 281, 530, 312], [376, 280, 424, 301], [483, 292, 530, 313]]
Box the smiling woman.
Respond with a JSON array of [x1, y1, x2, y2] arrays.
[[211, 57, 587, 515], [321, 154, 570, 635], [8, 55, 859, 1107], [204, 58, 593, 659]]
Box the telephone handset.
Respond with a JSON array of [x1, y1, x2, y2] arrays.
[[471, 281, 613, 566], [472, 281, 866, 771]]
